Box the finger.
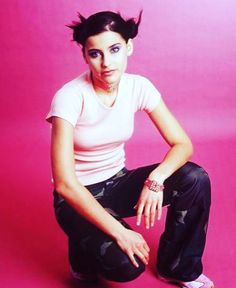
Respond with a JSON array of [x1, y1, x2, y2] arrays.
[[133, 248, 149, 265], [137, 244, 150, 261], [143, 241, 150, 253], [137, 234, 150, 253], [128, 251, 139, 268], [144, 202, 151, 229], [150, 202, 157, 227], [136, 203, 144, 226], [157, 200, 162, 220]]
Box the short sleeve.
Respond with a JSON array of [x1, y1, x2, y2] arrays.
[[46, 84, 83, 127], [136, 76, 161, 113]]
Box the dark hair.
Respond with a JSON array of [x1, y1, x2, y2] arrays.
[[67, 10, 142, 48]]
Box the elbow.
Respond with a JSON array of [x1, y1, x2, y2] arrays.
[[53, 181, 67, 196], [186, 139, 194, 159], [174, 139, 193, 161], [53, 179, 77, 198], [54, 182, 66, 196]]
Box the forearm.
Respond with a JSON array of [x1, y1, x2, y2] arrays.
[[56, 181, 125, 240], [149, 141, 193, 183]]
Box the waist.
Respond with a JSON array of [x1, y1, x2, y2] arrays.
[[85, 167, 128, 190], [75, 164, 125, 186], [53, 167, 128, 206]]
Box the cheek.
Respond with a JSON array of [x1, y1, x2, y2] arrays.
[[87, 60, 99, 71], [115, 52, 128, 66], [120, 54, 128, 69]]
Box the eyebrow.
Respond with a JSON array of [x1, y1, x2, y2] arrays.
[[88, 43, 122, 52]]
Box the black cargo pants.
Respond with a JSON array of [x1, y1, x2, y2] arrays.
[[53, 162, 211, 282]]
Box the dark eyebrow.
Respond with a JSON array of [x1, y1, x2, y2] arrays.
[[88, 43, 122, 53], [109, 43, 122, 48], [88, 48, 101, 53]]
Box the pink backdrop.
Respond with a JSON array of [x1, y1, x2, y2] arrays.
[[1, 0, 236, 287]]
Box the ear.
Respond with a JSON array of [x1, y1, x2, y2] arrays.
[[127, 39, 134, 56]]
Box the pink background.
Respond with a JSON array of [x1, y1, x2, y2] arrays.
[[1, 0, 236, 287]]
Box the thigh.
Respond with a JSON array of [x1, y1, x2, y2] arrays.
[[161, 161, 211, 209], [54, 192, 102, 241], [53, 191, 145, 282], [109, 163, 159, 217], [109, 162, 208, 217], [84, 230, 145, 282]]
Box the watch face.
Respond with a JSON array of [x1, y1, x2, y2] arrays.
[[144, 179, 164, 192]]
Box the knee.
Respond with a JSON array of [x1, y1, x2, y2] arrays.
[[177, 162, 211, 207], [106, 257, 145, 282], [182, 162, 210, 190], [97, 243, 145, 282]]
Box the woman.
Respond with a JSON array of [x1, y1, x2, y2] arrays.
[[46, 11, 214, 288]]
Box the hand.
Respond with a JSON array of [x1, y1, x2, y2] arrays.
[[135, 186, 163, 229], [116, 228, 150, 267]]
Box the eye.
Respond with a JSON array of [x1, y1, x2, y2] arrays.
[[110, 46, 120, 54], [88, 50, 101, 59]]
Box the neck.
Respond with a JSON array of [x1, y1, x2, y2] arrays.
[[98, 84, 117, 95], [90, 73, 118, 95]]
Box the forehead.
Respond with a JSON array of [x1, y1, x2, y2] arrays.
[[85, 31, 126, 50]]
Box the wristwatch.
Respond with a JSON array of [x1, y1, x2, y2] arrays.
[[144, 178, 164, 193]]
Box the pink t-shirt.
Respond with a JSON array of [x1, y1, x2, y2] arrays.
[[46, 72, 161, 185]]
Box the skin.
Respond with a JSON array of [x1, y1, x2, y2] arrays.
[[83, 31, 133, 92], [51, 30, 193, 268]]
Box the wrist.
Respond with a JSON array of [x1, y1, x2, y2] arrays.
[[144, 178, 165, 193], [109, 222, 127, 241], [148, 171, 167, 185]]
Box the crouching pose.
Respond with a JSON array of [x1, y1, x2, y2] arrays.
[[46, 11, 214, 288]]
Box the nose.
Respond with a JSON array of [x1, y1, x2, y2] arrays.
[[101, 53, 111, 68]]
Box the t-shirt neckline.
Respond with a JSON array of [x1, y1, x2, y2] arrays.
[[87, 71, 123, 110]]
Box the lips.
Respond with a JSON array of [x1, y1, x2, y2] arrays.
[[102, 70, 116, 76]]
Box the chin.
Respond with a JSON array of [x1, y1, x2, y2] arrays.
[[104, 75, 120, 84]]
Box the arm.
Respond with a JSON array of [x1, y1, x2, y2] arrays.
[[51, 116, 149, 267], [136, 98, 193, 228], [148, 98, 193, 179]]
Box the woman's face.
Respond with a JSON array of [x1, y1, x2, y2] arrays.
[[83, 30, 133, 90]]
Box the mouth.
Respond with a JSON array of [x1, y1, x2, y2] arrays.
[[102, 70, 116, 77]]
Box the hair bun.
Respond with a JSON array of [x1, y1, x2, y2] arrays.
[[67, 10, 142, 47], [125, 10, 142, 39]]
